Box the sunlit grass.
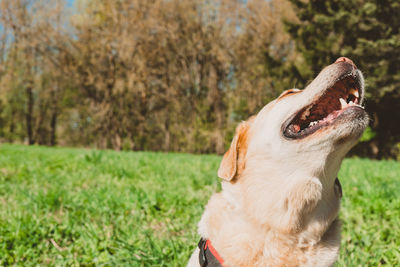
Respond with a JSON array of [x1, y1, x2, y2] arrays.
[[0, 144, 399, 266]]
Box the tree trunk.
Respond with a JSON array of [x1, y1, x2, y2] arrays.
[[50, 85, 58, 146], [26, 86, 35, 145], [50, 109, 57, 146], [164, 116, 170, 152], [215, 104, 225, 155], [8, 109, 15, 143]]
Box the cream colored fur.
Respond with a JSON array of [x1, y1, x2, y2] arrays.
[[187, 60, 368, 267]]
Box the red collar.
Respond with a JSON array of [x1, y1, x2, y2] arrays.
[[198, 238, 225, 267]]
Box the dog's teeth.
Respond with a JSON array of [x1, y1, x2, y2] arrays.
[[350, 88, 359, 98], [355, 104, 365, 109], [349, 100, 354, 105], [301, 108, 311, 120], [339, 98, 347, 109]]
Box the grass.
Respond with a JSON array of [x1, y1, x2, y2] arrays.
[[0, 144, 399, 266]]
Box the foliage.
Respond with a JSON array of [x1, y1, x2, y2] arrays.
[[0, 144, 399, 265], [0, 0, 295, 154], [286, 0, 400, 158], [0, 0, 70, 146], [1, 0, 398, 158]]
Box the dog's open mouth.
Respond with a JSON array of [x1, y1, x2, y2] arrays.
[[284, 75, 364, 139]]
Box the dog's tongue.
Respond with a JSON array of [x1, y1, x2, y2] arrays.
[[288, 124, 301, 133]]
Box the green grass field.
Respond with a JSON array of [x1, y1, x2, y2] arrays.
[[0, 144, 399, 266]]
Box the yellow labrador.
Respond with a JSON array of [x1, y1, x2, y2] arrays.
[[188, 57, 368, 267]]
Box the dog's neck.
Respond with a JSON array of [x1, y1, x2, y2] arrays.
[[198, 153, 345, 266], [199, 176, 342, 266], [221, 171, 342, 236]]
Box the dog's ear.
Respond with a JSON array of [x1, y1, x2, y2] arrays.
[[218, 120, 251, 181]]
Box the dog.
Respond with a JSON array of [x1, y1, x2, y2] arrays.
[[187, 57, 368, 267]]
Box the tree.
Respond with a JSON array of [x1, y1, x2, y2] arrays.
[[69, 0, 295, 153], [0, 0, 297, 154], [0, 0, 71, 145]]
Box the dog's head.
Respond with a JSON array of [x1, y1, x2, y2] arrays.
[[219, 57, 368, 182], [217, 58, 369, 231]]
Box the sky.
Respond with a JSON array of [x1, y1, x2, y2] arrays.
[[66, 0, 75, 7]]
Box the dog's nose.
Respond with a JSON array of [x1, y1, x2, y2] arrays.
[[335, 57, 357, 69]]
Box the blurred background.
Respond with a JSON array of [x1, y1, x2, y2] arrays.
[[0, 0, 399, 159]]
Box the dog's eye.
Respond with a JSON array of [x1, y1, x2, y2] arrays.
[[278, 89, 301, 99]]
